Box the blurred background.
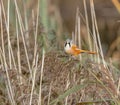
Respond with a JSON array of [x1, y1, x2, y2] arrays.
[[0, 0, 120, 104], [28, 0, 120, 67], [1, 0, 120, 66]]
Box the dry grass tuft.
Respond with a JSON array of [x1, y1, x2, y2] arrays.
[[0, 0, 120, 105]]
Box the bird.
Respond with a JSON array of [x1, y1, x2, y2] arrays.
[[64, 39, 97, 56]]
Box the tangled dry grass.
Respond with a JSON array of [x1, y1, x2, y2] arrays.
[[0, 49, 120, 105], [0, 0, 120, 105]]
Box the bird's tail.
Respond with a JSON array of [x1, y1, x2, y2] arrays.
[[80, 49, 97, 54]]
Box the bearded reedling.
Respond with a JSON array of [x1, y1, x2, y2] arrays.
[[64, 39, 97, 56]]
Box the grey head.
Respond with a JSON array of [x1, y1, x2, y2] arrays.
[[64, 39, 73, 52], [64, 39, 73, 47]]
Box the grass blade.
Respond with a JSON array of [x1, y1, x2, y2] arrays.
[[50, 83, 88, 105]]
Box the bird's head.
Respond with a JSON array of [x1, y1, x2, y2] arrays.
[[64, 39, 73, 52]]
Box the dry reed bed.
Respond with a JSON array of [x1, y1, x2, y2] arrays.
[[0, 0, 120, 105]]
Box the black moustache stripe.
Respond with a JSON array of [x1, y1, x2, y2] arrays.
[[64, 42, 71, 47]]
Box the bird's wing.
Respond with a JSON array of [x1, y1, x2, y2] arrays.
[[71, 44, 77, 49], [72, 44, 81, 51]]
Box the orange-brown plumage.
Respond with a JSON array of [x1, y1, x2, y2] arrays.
[[71, 45, 97, 55], [64, 39, 97, 56]]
